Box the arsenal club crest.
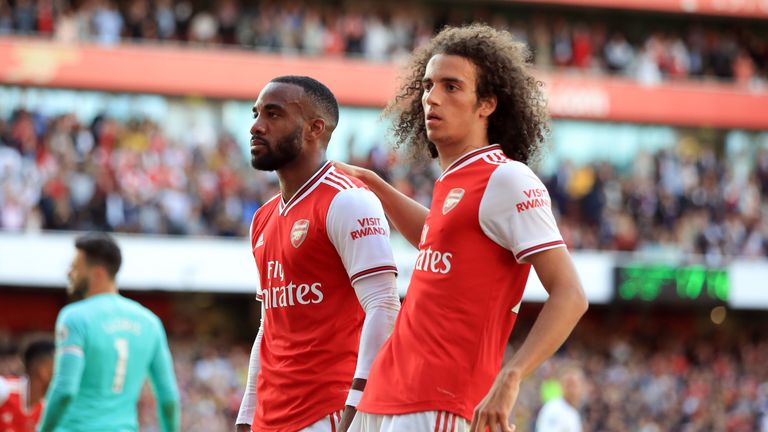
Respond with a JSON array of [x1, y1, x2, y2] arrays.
[[442, 188, 465, 215], [290, 219, 310, 248]]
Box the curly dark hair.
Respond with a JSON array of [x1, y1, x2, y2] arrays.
[[384, 23, 549, 164]]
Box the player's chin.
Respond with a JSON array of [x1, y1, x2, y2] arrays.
[[425, 128, 441, 142], [250, 145, 268, 157], [250, 155, 280, 172], [425, 129, 450, 146]]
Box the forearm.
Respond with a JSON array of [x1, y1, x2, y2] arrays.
[[353, 305, 397, 379], [39, 351, 83, 432], [149, 337, 180, 432], [339, 273, 400, 432], [357, 170, 428, 247], [150, 374, 180, 432], [37, 391, 73, 432], [236, 326, 263, 426], [351, 273, 399, 381], [157, 399, 180, 432], [501, 284, 587, 383], [338, 378, 366, 432]]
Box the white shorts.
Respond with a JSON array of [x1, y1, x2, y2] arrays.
[[300, 409, 344, 432], [350, 411, 469, 432]]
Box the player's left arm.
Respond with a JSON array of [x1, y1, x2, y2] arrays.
[[38, 310, 86, 432], [235, 302, 264, 432], [148, 318, 180, 432], [326, 187, 400, 432], [472, 249, 587, 432], [470, 164, 588, 432], [338, 272, 400, 431]]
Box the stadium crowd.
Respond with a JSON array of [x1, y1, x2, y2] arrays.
[[0, 109, 270, 237], [1, 108, 767, 259], [512, 316, 768, 432], [2, 315, 767, 431], [547, 144, 768, 261], [0, 0, 766, 85]]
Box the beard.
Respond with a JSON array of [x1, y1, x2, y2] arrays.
[[250, 129, 302, 171], [66, 276, 89, 301]]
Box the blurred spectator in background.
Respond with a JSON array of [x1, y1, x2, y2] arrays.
[[0, 340, 54, 432], [535, 367, 587, 432], [92, 0, 123, 46], [604, 32, 634, 74], [11, 0, 35, 34], [0, 108, 277, 237], [0, 1, 13, 34]]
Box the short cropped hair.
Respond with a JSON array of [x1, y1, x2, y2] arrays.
[[23, 340, 55, 373], [75, 232, 123, 279], [270, 75, 340, 128]]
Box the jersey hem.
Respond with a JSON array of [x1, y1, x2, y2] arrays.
[[253, 403, 344, 432], [358, 400, 471, 422]]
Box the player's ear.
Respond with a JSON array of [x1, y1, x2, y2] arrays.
[[478, 95, 497, 119], [306, 118, 326, 140]]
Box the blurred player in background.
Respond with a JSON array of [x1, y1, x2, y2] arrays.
[[37, 233, 180, 432], [535, 367, 587, 432], [235, 76, 400, 432], [336, 24, 588, 432], [0, 340, 54, 432]]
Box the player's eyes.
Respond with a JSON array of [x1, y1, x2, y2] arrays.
[[422, 82, 433, 91], [253, 112, 280, 119]]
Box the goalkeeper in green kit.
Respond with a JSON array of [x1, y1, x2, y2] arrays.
[[38, 233, 180, 432]]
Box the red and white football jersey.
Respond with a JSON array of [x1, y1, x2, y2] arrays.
[[0, 376, 44, 432], [249, 161, 397, 432], [358, 145, 565, 421]]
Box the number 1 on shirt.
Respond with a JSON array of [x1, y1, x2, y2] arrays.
[[112, 338, 129, 393]]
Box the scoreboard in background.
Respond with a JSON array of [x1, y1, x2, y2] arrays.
[[614, 264, 729, 306]]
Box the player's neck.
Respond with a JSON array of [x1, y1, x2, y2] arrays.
[[27, 377, 45, 408], [563, 394, 578, 408], [85, 282, 118, 299], [277, 155, 327, 202], [436, 138, 490, 171]]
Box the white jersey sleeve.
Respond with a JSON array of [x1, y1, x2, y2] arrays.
[[249, 211, 262, 303], [479, 161, 565, 263], [327, 188, 397, 284], [351, 272, 400, 381], [236, 304, 264, 426], [253, 265, 264, 303], [0, 376, 9, 405]]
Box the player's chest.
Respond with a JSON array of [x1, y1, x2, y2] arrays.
[[253, 214, 333, 267], [423, 181, 484, 241]]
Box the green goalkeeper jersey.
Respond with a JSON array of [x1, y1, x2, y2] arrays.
[[38, 293, 180, 432]]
